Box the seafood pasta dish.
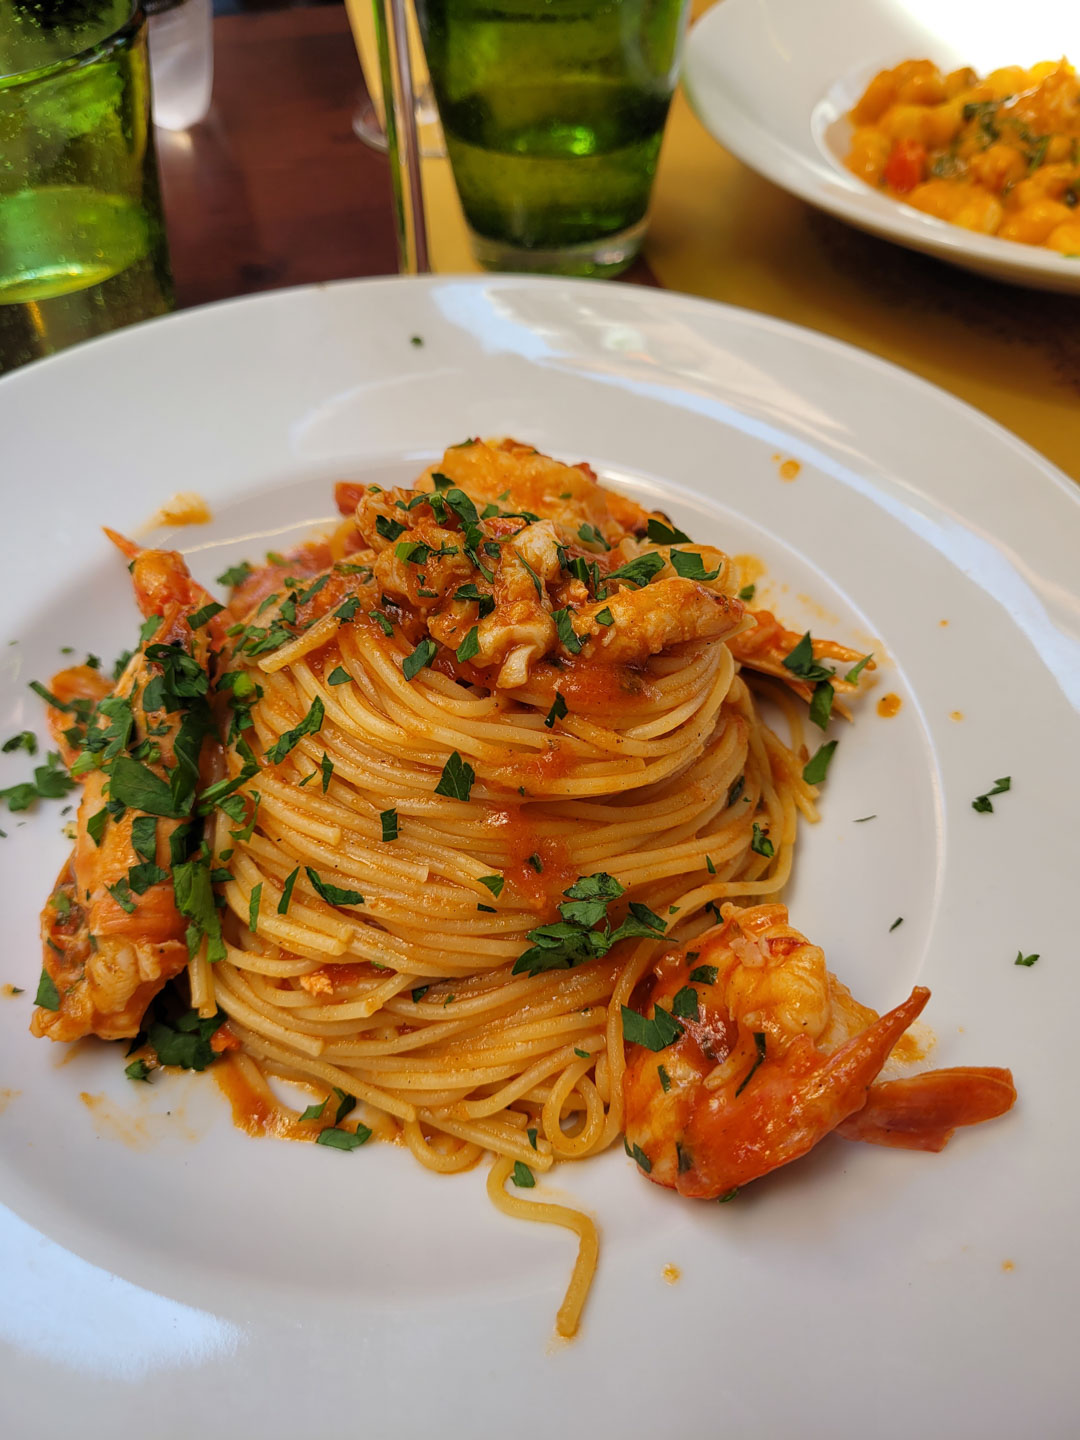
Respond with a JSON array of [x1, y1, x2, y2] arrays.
[[27, 439, 1016, 1336], [846, 58, 1080, 252]]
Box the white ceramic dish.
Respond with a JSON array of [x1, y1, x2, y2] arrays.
[[683, 0, 1080, 292], [1, 276, 1078, 1440]]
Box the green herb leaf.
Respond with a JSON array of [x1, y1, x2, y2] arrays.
[[277, 866, 300, 915], [130, 814, 157, 863], [266, 696, 325, 766], [606, 553, 665, 589], [889, 917, 903, 932], [688, 965, 718, 985], [127, 861, 169, 895], [717, 1188, 739, 1203], [248, 881, 262, 934], [217, 561, 253, 588], [187, 601, 224, 630], [299, 1098, 328, 1123], [545, 693, 568, 729], [376, 515, 406, 543], [657, 1064, 672, 1093], [86, 806, 109, 846], [671, 985, 699, 1020], [108, 755, 186, 818], [434, 751, 474, 802], [411, 984, 430, 1003], [403, 638, 437, 681], [628, 1141, 652, 1173], [305, 867, 364, 907], [2, 731, 37, 755], [327, 666, 350, 685], [552, 608, 583, 654], [369, 609, 394, 637], [378, 807, 399, 843], [670, 550, 722, 582], [478, 874, 504, 898], [781, 632, 835, 684], [34, 969, 60, 1010], [335, 596, 360, 623], [808, 680, 835, 731], [738, 584, 756, 602], [333, 1087, 357, 1124], [621, 1003, 683, 1052], [844, 653, 873, 684], [594, 607, 614, 627], [512, 1161, 536, 1188], [315, 1125, 371, 1151], [802, 740, 838, 785], [147, 1008, 225, 1071], [106, 878, 137, 914], [456, 626, 480, 663], [577, 523, 610, 551], [750, 823, 774, 858], [1014, 951, 1039, 967], [125, 1059, 154, 1082], [646, 518, 691, 545], [735, 1032, 768, 1097], [138, 614, 163, 644]]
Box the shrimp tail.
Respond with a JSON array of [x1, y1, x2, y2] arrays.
[[103, 527, 141, 562], [678, 986, 931, 1198], [836, 1066, 1017, 1151]]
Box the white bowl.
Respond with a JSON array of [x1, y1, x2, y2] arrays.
[[684, 0, 1080, 292]]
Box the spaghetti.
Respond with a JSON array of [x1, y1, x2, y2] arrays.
[[33, 439, 1014, 1339]]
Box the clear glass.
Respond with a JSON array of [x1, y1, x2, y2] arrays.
[[415, 0, 689, 277], [0, 0, 174, 373], [344, 0, 444, 158]]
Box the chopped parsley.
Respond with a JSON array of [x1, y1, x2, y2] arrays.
[[217, 561, 253, 588], [277, 866, 300, 915], [248, 882, 262, 934], [411, 984, 430, 1003], [734, 1032, 768, 1097], [972, 777, 1011, 814], [478, 875, 504, 898], [657, 1064, 672, 1093], [671, 986, 699, 1020], [1, 750, 76, 813], [316, 1126, 371, 1151], [527, 853, 543, 873], [299, 1097, 328, 1123], [456, 626, 480, 663], [621, 1003, 683, 1052], [434, 751, 475, 802], [513, 873, 665, 977], [34, 969, 60, 1010], [594, 607, 614, 627], [578, 523, 610, 551], [606, 553, 665, 589], [2, 731, 36, 755], [802, 740, 838, 785], [403, 638, 437, 680], [148, 1007, 226, 1071], [125, 1059, 154, 1082], [573, 1047, 589, 1059], [726, 774, 745, 808], [670, 550, 722, 582], [545, 693, 568, 729], [265, 696, 325, 766], [381, 808, 398, 842], [889, 917, 903, 932], [750, 823, 774, 858], [808, 680, 834, 731], [626, 1139, 652, 1173], [1014, 951, 1039, 967], [512, 1161, 536, 1188], [376, 515, 406, 543], [737, 584, 756, 602], [646, 518, 691, 545], [186, 601, 224, 630], [844, 653, 873, 684], [552, 608, 583, 655], [781, 632, 835, 685], [369, 610, 394, 636], [327, 666, 350, 685], [305, 867, 364, 907], [320, 752, 334, 793], [688, 964, 717, 985]]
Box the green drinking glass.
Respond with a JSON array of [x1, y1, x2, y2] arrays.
[[415, 0, 689, 277], [0, 1, 174, 374]]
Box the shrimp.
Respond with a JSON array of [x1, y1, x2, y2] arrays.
[[623, 903, 1015, 1197], [729, 607, 874, 703], [576, 578, 744, 665], [31, 538, 226, 1043]]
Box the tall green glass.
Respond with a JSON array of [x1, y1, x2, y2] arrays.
[[416, 0, 688, 277], [0, 1, 173, 373]]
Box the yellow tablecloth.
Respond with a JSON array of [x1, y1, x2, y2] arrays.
[[422, 13, 1079, 484]]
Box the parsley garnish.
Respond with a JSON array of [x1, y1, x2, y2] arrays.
[[1, 750, 76, 814], [335, 596, 360, 622], [305, 867, 364, 907], [578, 523, 610, 551], [148, 1007, 225, 1071], [670, 551, 722, 582], [594, 607, 614, 627], [299, 1097, 328, 1123], [626, 1140, 652, 1174], [127, 861, 168, 894], [248, 882, 261, 934], [646, 518, 690, 545], [621, 1003, 683, 1052], [972, 777, 1011, 814], [657, 1064, 672, 1093], [265, 696, 325, 766], [138, 614, 163, 645], [2, 731, 36, 755], [512, 873, 665, 977], [217, 561, 253, 588], [86, 807, 109, 846], [434, 751, 475, 801], [717, 1188, 739, 1203], [889, 917, 903, 932], [411, 984, 430, 1003], [854, 814, 876, 823], [844, 653, 872, 684], [671, 986, 699, 1020], [606, 553, 665, 589], [403, 638, 437, 680], [808, 680, 834, 731], [186, 601, 224, 630], [320, 752, 334, 793], [545, 693, 568, 729], [316, 1126, 371, 1151], [802, 741, 838, 785], [376, 515, 406, 542], [173, 855, 226, 962], [456, 626, 480, 663], [278, 866, 300, 915], [750, 823, 774, 858], [512, 1161, 536, 1188], [527, 853, 543, 873], [781, 632, 834, 684], [327, 666, 350, 685], [369, 610, 394, 636], [738, 584, 756, 601], [1014, 951, 1039, 967], [34, 969, 60, 1010], [107, 755, 186, 817], [552, 608, 583, 655], [478, 875, 504, 898], [688, 965, 717, 984], [125, 1059, 154, 1082], [380, 808, 398, 842], [573, 1047, 589, 1059], [734, 1033, 767, 1096]]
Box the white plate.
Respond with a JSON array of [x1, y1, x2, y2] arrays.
[[683, 0, 1080, 293], [1, 277, 1078, 1440]]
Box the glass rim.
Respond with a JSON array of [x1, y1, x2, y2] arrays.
[[0, 2, 142, 90]]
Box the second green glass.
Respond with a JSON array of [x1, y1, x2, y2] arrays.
[[416, 0, 689, 277]]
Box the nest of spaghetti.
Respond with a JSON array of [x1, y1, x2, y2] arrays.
[[31, 438, 1015, 1340]]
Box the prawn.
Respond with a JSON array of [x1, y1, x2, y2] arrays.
[[728, 607, 875, 704], [31, 537, 226, 1043], [623, 903, 1015, 1197]]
